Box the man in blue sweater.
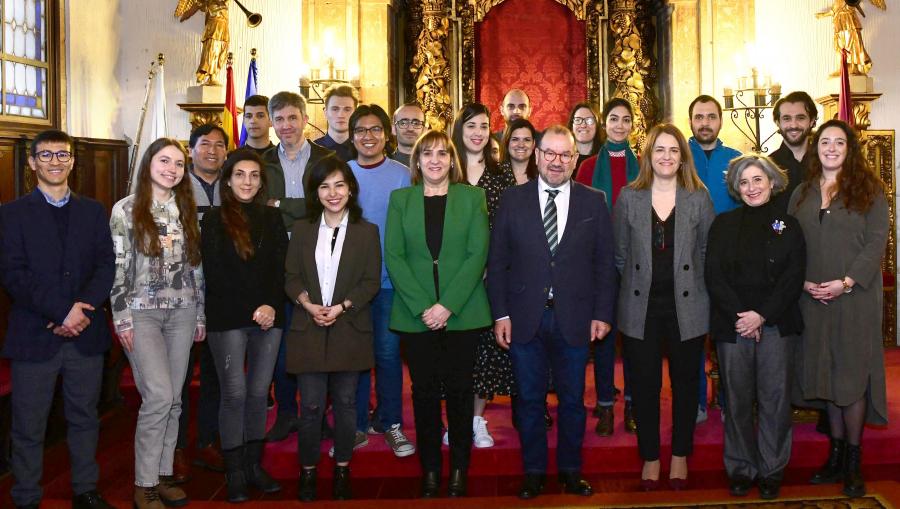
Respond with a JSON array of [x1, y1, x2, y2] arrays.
[[688, 94, 741, 424]]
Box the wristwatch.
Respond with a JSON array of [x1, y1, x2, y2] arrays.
[[842, 278, 853, 294]]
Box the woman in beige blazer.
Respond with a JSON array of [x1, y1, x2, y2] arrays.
[[613, 124, 715, 490], [285, 157, 381, 502]]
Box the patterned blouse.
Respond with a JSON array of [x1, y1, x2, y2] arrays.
[[109, 194, 205, 333], [477, 163, 517, 229]]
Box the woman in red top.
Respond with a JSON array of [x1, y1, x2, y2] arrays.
[[575, 98, 639, 208]]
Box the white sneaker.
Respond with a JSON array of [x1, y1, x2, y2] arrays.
[[384, 424, 416, 457], [442, 430, 449, 446], [472, 416, 495, 448]]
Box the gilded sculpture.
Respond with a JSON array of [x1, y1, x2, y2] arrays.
[[411, 1, 453, 132], [817, 0, 887, 76], [175, 0, 230, 85], [608, 0, 656, 150]]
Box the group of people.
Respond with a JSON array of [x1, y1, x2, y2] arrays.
[[0, 83, 888, 509]]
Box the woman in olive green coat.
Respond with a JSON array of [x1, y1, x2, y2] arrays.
[[385, 130, 491, 498]]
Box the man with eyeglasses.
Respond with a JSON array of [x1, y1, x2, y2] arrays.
[[263, 91, 336, 442], [314, 84, 358, 162], [390, 102, 426, 167], [487, 125, 616, 500], [1, 130, 116, 509], [494, 88, 533, 140], [347, 104, 415, 458]]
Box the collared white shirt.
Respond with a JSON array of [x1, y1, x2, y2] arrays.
[[315, 212, 349, 306], [537, 177, 571, 242]]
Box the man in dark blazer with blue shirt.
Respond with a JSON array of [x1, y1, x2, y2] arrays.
[[487, 125, 617, 499], [0, 130, 115, 509]]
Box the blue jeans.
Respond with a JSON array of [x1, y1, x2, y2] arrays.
[[10, 343, 103, 506], [272, 301, 298, 417], [355, 288, 403, 431], [509, 308, 589, 474], [593, 326, 633, 406]]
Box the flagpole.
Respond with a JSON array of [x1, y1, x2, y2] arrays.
[[127, 53, 162, 193]]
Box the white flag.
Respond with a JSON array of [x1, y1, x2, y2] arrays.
[[149, 62, 168, 141]]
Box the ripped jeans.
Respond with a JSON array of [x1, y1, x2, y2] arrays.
[[207, 326, 281, 450], [297, 372, 359, 465]]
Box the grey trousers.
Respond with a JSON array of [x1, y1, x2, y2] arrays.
[[717, 326, 794, 480], [207, 327, 281, 449], [126, 308, 197, 487], [10, 343, 103, 506]]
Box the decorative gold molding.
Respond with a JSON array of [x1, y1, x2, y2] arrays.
[[456, 0, 606, 107], [817, 92, 882, 130], [410, 0, 453, 131], [608, 0, 657, 150], [176, 103, 229, 131]]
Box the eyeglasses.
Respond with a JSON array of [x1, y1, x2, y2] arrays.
[[35, 150, 72, 163], [394, 119, 425, 129], [352, 126, 385, 137], [572, 117, 596, 126], [538, 149, 574, 164]]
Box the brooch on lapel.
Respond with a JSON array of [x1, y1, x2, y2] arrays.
[[771, 219, 786, 235]]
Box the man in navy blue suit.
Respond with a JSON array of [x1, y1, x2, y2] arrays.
[[0, 130, 115, 509], [487, 125, 617, 499]]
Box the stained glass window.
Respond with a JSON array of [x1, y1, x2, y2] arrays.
[[1, 0, 49, 119]]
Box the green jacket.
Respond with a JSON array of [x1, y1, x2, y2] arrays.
[[385, 183, 492, 333]]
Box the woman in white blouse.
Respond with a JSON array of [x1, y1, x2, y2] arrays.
[[284, 156, 382, 502]]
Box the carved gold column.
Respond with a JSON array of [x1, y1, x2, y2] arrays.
[[411, 0, 452, 132], [608, 0, 657, 150]]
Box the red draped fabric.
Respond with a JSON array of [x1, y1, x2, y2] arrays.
[[476, 0, 587, 130]]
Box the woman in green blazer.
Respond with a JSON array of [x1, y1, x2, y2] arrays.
[[385, 130, 491, 498]]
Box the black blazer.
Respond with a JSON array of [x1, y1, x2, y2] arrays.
[[0, 190, 115, 361], [487, 179, 616, 346], [704, 202, 805, 343]]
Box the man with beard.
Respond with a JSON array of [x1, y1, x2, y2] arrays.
[[688, 95, 741, 215], [314, 84, 358, 162], [494, 88, 533, 140], [688, 95, 741, 425], [770, 91, 817, 205], [390, 102, 426, 167]]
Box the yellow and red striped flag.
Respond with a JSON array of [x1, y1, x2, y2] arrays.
[[224, 58, 239, 150]]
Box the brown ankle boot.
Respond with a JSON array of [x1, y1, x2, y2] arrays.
[[157, 476, 189, 507], [133, 486, 164, 509]]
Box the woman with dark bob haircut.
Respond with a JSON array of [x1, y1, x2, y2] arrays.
[[286, 156, 381, 502], [789, 119, 889, 498], [201, 149, 287, 502], [706, 154, 805, 500]]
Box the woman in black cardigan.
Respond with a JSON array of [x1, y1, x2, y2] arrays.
[[705, 154, 805, 501], [201, 149, 288, 502]]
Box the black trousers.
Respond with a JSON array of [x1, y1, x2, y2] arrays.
[[401, 329, 478, 474], [623, 311, 704, 461]]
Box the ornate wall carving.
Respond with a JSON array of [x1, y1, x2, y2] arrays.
[[457, 0, 606, 108], [608, 0, 658, 150], [410, 0, 453, 131]]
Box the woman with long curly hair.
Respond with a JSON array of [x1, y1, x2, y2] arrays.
[[200, 149, 287, 502], [788, 119, 889, 498], [109, 138, 205, 508]]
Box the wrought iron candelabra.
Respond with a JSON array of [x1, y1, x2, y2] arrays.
[[722, 67, 782, 153]]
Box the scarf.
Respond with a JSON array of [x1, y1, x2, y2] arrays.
[[592, 139, 640, 209]]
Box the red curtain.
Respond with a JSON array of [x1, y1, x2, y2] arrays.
[[476, 0, 588, 130]]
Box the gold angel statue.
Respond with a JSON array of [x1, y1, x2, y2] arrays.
[[817, 0, 887, 76], [175, 0, 230, 85]]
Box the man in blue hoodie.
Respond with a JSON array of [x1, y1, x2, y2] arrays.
[[688, 94, 741, 424]]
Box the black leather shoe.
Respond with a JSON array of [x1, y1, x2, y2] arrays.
[[448, 468, 468, 497], [624, 402, 637, 434], [728, 476, 753, 497], [298, 467, 317, 502], [518, 473, 545, 499], [72, 490, 115, 509], [811, 438, 845, 484], [265, 414, 299, 442], [333, 465, 352, 500], [421, 471, 440, 498], [594, 405, 613, 437], [758, 477, 781, 500], [559, 472, 593, 496], [843, 444, 865, 498]]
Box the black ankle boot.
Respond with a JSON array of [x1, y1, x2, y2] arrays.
[[843, 444, 865, 497], [448, 468, 467, 497], [810, 437, 845, 484], [298, 468, 317, 502], [333, 465, 352, 500], [421, 471, 440, 498], [223, 446, 249, 503], [244, 440, 281, 493]]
